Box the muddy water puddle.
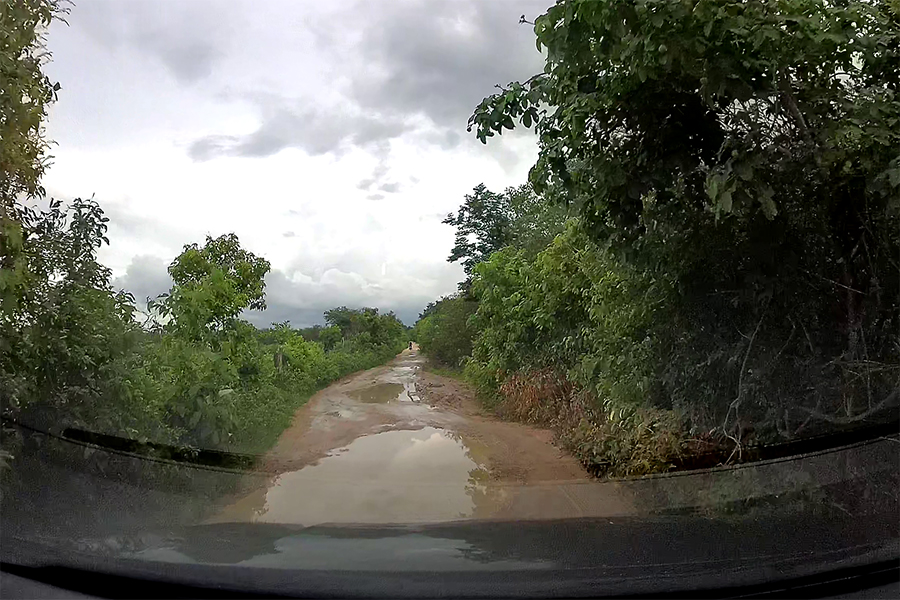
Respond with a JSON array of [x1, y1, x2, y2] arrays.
[[224, 428, 502, 525], [348, 382, 406, 403], [347, 382, 420, 404]]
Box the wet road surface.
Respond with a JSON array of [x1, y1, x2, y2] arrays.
[[211, 346, 614, 525]]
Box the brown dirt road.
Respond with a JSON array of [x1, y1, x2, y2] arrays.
[[209, 346, 645, 526], [254, 345, 589, 483], [209, 346, 899, 526]]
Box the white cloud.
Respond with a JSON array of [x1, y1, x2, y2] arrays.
[[42, 0, 549, 325]]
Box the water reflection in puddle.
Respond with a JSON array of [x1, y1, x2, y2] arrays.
[[348, 383, 406, 403], [246, 428, 496, 525]]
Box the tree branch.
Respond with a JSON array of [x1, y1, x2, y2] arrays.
[[778, 71, 813, 145], [798, 387, 899, 424]]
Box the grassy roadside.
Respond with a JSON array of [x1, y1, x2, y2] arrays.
[[1, 346, 410, 540], [423, 363, 466, 381], [235, 343, 407, 455]]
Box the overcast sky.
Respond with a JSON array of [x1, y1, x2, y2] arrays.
[[42, 0, 550, 326]]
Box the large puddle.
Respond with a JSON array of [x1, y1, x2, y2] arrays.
[[347, 382, 420, 404], [348, 383, 406, 403], [231, 428, 498, 525]]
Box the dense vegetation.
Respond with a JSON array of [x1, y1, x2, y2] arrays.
[[1, 197, 407, 456], [2, 0, 898, 483], [415, 295, 479, 367], [419, 0, 900, 476], [0, 1, 407, 463]]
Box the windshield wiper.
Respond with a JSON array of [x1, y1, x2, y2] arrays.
[[1, 416, 259, 471]]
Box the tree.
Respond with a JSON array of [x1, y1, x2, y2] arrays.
[[505, 184, 569, 257], [469, 0, 899, 284], [443, 183, 568, 290], [0, 3, 167, 442], [469, 0, 900, 434], [323, 306, 362, 337], [369, 310, 405, 347], [418, 300, 440, 321], [472, 0, 899, 229], [0, 0, 64, 204], [324, 306, 405, 347], [0, 199, 145, 432], [443, 184, 513, 279], [1, 0, 66, 311], [415, 296, 479, 367], [153, 233, 271, 342], [318, 325, 342, 351]]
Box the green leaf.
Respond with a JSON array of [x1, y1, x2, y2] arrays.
[[718, 190, 733, 213], [886, 167, 900, 188], [706, 175, 719, 201], [758, 186, 777, 219]]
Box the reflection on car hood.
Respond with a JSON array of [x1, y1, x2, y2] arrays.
[[2, 436, 898, 596]]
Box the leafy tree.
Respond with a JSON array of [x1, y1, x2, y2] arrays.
[[297, 324, 323, 343], [256, 321, 293, 346], [418, 301, 440, 321], [1, 0, 65, 311], [368, 310, 405, 347], [0, 0, 64, 205], [323, 306, 405, 346], [443, 184, 513, 278], [323, 306, 363, 336], [415, 296, 480, 368], [471, 0, 899, 248], [469, 224, 669, 406], [469, 0, 900, 442], [0, 3, 165, 443], [469, 0, 900, 317], [0, 199, 152, 434], [443, 183, 568, 293], [505, 184, 569, 257], [318, 325, 342, 351], [153, 233, 271, 343]]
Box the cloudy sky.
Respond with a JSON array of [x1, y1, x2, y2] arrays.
[[42, 0, 550, 326]]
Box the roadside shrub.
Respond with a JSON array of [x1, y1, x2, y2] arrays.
[[496, 369, 684, 477], [416, 296, 478, 367], [462, 203, 898, 477], [564, 407, 684, 478]]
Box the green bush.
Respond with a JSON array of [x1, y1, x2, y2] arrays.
[[415, 296, 478, 367], [463, 223, 685, 474], [0, 199, 164, 438]]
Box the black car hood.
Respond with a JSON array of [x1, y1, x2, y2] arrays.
[[2, 436, 898, 597]]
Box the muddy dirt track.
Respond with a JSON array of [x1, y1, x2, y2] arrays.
[[210, 346, 642, 526], [208, 346, 898, 527]]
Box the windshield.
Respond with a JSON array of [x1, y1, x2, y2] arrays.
[[1, 0, 898, 594]]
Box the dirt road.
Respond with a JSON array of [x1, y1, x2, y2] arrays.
[[210, 346, 638, 526], [209, 346, 874, 526]]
